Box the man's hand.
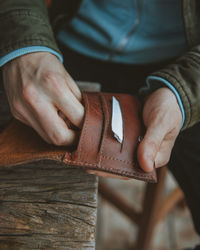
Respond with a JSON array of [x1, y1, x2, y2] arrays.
[[2, 52, 84, 145], [3, 53, 182, 178], [137, 87, 182, 172]]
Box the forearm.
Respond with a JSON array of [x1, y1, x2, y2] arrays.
[[149, 45, 200, 130]]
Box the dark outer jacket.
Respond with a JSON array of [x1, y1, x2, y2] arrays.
[[0, 0, 200, 130]]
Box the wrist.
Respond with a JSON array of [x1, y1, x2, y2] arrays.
[[0, 46, 63, 68], [141, 76, 185, 129], [144, 87, 182, 130]]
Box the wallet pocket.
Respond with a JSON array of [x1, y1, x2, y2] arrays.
[[98, 93, 150, 179], [64, 92, 104, 166]]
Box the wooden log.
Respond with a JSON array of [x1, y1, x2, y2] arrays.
[[0, 162, 97, 249]]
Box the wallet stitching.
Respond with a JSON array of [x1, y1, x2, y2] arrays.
[[63, 158, 154, 180], [101, 155, 134, 165]]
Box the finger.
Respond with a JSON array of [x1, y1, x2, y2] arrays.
[[54, 86, 84, 128], [58, 110, 79, 130], [32, 102, 78, 146], [137, 122, 167, 172], [65, 73, 82, 101], [86, 170, 131, 180]]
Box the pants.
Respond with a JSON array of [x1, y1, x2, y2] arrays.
[[60, 44, 200, 235]]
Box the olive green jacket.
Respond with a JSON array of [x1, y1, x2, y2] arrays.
[[0, 0, 200, 130]]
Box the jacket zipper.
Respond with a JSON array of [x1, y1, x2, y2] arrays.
[[109, 0, 143, 60]]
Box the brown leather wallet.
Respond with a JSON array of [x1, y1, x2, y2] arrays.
[[0, 92, 157, 183]]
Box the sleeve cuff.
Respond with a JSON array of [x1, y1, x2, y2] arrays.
[[144, 75, 185, 129], [0, 46, 63, 67]]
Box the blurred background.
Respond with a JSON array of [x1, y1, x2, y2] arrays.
[[96, 173, 200, 250]]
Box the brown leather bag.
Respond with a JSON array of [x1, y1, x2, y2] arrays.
[[0, 92, 157, 183]]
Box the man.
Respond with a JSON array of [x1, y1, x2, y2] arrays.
[[0, 0, 200, 248]]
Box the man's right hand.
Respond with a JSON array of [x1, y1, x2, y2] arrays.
[[2, 52, 84, 146]]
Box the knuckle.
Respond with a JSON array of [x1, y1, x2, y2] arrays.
[[22, 84, 35, 100], [43, 72, 62, 89], [145, 140, 158, 155], [42, 72, 68, 97], [43, 71, 56, 83], [22, 84, 38, 107], [51, 131, 69, 146]]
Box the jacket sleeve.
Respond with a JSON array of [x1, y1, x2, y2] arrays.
[[0, 0, 62, 58], [149, 45, 200, 130]]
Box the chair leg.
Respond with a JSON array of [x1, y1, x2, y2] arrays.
[[134, 167, 167, 250]]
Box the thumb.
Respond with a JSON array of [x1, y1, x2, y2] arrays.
[[137, 123, 166, 172]]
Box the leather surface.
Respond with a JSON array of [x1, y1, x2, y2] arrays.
[[0, 92, 157, 183]]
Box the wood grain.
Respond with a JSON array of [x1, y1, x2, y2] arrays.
[[0, 161, 98, 249]]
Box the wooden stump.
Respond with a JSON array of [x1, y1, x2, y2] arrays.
[[0, 89, 98, 249], [0, 162, 97, 249]]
